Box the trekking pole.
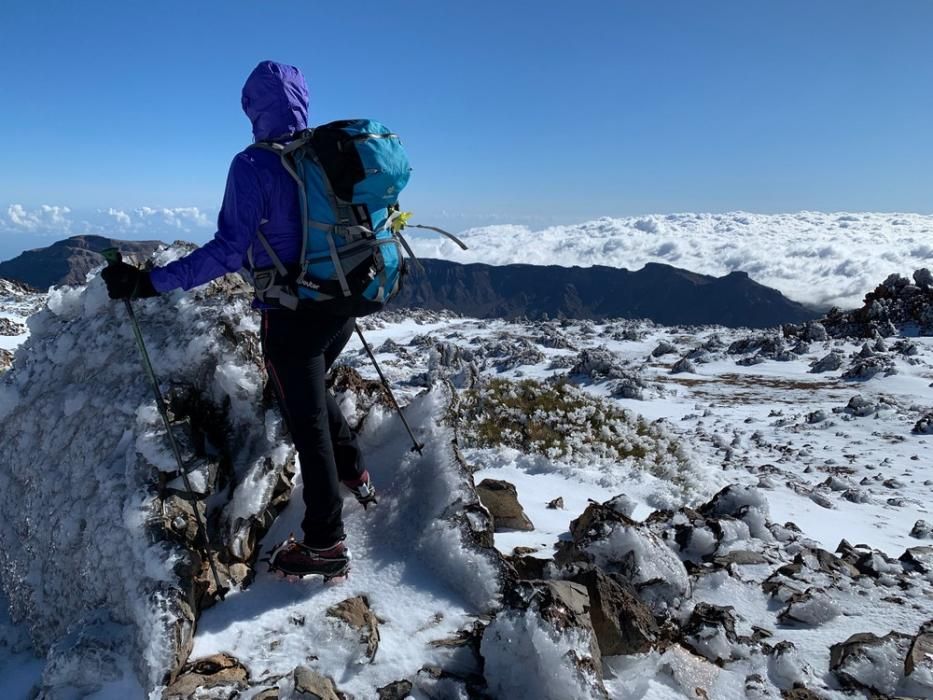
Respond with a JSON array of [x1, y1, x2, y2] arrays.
[[354, 324, 425, 454], [102, 248, 229, 599]]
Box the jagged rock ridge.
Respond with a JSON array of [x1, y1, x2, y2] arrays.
[[390, 259, 817, 327]]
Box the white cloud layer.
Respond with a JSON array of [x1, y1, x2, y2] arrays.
[[2, 203, 215, 239], [6, 204, 73, 232], [409, 211, 933, 309]]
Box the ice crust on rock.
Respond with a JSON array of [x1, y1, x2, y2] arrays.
[[585, 524, 692, 613], [481, 609, 606, 700], [0, 263, 294, 693]]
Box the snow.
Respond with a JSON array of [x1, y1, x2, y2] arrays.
[[190, 388, 501, 698], [409, 211, 933, 309], [2, 260, 933, 697], [481, 609, 602, 700]]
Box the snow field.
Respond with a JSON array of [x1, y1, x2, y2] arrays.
[[351, 312, 932, 698], [2, 276, 933, 698]]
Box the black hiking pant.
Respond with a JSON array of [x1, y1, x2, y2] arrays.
[[260, 308, 365, 548]]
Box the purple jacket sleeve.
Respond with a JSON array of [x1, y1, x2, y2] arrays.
[[150, 154, 263, 292]]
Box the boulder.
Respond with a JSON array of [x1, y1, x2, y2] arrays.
[[327, 596, 380, 663], [911, 520, 933, 540], [905, 627, 933, 678], [809, 351, 844, 373], [899, 546, 933, 575], [377, 680, 414, 700], [777, 589, 840, 626], [566, 567, 659, 656], [829, 631, 913, 696], [476, 479, 535, 532], [163, 654, 249, 699], [681, 602, 740, 663], [913, 413, 933, 435], [282, 667, 342, 700], [671, 357, 697, 374]]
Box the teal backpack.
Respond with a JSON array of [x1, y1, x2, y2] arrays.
[[250, 119, 453, 315]]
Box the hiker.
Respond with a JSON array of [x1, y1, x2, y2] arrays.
[[101, 60, 376, 580]]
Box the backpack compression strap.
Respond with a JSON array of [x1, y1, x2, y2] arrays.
[[253, 134, 355, 298]]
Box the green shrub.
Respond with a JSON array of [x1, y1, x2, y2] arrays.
[[452, 378, 691, 485]]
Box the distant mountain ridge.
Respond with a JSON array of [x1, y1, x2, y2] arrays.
[[390, 259, 817, 327], [0, 235, 163, 289], [0, 236, 817, 327]]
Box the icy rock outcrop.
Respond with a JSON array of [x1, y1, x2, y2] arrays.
[[842, 353, 896, 381], [913, 412, 933, 435], [651, 340, 677, 357], [680, 602, 741, 663], [697, 485, 772, 540], [822, 269, 933, 337], [567, 346, 650, 400], [488, 581, 608, 699], [782, 320, 828, 343], [0, 317, 26, 336], [482, 334, 546, 371], [554, 499, 690, 613], [809, 350, 844, 373], [670, 357, 697, 374], [0, 258, 296, 693], [163, 653, 250, 699], [582, 522, 691, 614]]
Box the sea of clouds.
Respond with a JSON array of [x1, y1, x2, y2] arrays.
[[409, 211, 933, 309], [4, 205, 932, 309]]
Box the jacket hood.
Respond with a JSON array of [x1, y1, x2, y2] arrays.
[[241, 61, 309, 142]]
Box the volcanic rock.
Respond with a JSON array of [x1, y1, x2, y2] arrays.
[[475, 479, 535, 532]]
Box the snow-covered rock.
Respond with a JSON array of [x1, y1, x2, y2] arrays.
[[0, 264, 295, 693]]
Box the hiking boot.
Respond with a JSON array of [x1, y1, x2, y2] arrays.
[[343, 470, 377, 509], [268, 536, 350, 579]]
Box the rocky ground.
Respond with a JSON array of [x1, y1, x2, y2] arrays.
[[0, 278, 42, 373], [0, 266, 931, 699]]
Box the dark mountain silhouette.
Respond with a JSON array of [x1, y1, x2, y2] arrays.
[[389, 259, 817, 327], [1, 237, 817, 327], [0, 235, 163, 289]]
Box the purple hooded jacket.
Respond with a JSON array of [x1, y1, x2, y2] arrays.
[[149, 61, 308, 293]]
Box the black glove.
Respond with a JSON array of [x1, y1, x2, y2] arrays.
[[101, 261, 159, 300]]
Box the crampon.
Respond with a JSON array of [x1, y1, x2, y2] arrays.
[[344, 471, 378, 510], [264, 536, 350, 583]]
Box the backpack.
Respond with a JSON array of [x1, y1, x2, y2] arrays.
[[249, 119, 413, 315]]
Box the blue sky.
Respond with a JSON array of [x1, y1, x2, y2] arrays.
[[2, 0, 932, 260]]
